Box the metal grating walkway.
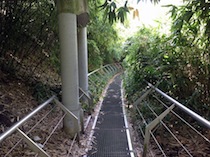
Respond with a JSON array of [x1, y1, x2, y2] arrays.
[[88, 75, 132, 157]]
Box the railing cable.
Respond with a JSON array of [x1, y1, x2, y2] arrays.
[[67, 133, 78, 156], [153, 94, 210, 144], [4, 106, 56, 156], [148, 83, 210, 128], [146, 101, 194, 157], [150, 130, 167, 157]]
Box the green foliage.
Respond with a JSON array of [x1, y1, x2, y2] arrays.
[[0, 0, 59, 75], [97, 0, 161, 24], [123, 23, 210, 116], [99, 0, 128, 24], [123, 0, 210, 117], [168, 0, 210, 112], [0, 0, 60, 103], [88, 40, 102, 71], [123, 28, 165, 100], [169, 0, 210, 49], [31, 81, 56, 103], [0, 0, 122, 105], [88, 0, 122, 69]]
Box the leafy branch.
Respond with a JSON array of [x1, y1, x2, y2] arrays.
[[99, 0, 160, 24]]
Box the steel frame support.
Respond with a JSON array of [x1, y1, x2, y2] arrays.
[[142, 104, 175, 157], [79, 87, 92, 105], [54, 98, 80, 141], [17, 128, 50, 157], [148, 82, 210, 128], [133, 88, 152, 107]]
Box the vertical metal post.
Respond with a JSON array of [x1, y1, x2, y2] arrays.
[[112, 64, 117, 72], [103, 66, 111, 78], [106, 65, 114, 75], [109, 65, 115, 74]]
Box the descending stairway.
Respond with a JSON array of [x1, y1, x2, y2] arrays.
[[88, 75, 132, 157]]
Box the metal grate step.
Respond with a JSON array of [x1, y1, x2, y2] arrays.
[[88, 75, 131, 157]]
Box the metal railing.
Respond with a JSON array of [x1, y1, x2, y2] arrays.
[[0, 96, 79, 157], [0, 63, 123, 156], [79, 63, 123, 113], [87, 63, 123, 104], [132, 82, 210, 157]]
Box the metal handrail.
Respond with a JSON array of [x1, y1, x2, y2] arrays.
[[0, 64, 121, 142], [88, 63, 122, 77], [133, 82, 210, 156], [0, 95, 80, 157], [0, 96, 55, 143], [0, 63, 123, 156], [147, 82, 210, 128], [87, 63, 123, 99]]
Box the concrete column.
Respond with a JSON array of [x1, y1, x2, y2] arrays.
[[58, 12, 80, 137], [78, 27, 88, 134], [57, 0, 88, 137], [78, 27, 89, 98]]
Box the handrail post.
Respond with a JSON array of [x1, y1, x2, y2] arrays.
[[109, 64, 115, 74], [133, 88, 152, 107], [112, 64, 117, 72], [104, 66, 112, 78], [17, 128, 50, 157], [54, 99, 80, 141], [107, 65, 114, 74], [143, 104, 175, 157]]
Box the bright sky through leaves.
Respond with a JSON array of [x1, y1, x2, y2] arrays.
[[135, 0, 182, 26], [117, 0, 182, 38]]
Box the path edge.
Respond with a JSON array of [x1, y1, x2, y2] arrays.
[[121, 79, 135, 157]]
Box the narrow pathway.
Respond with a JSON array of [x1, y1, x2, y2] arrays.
[[88, 75, 132, 157]]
